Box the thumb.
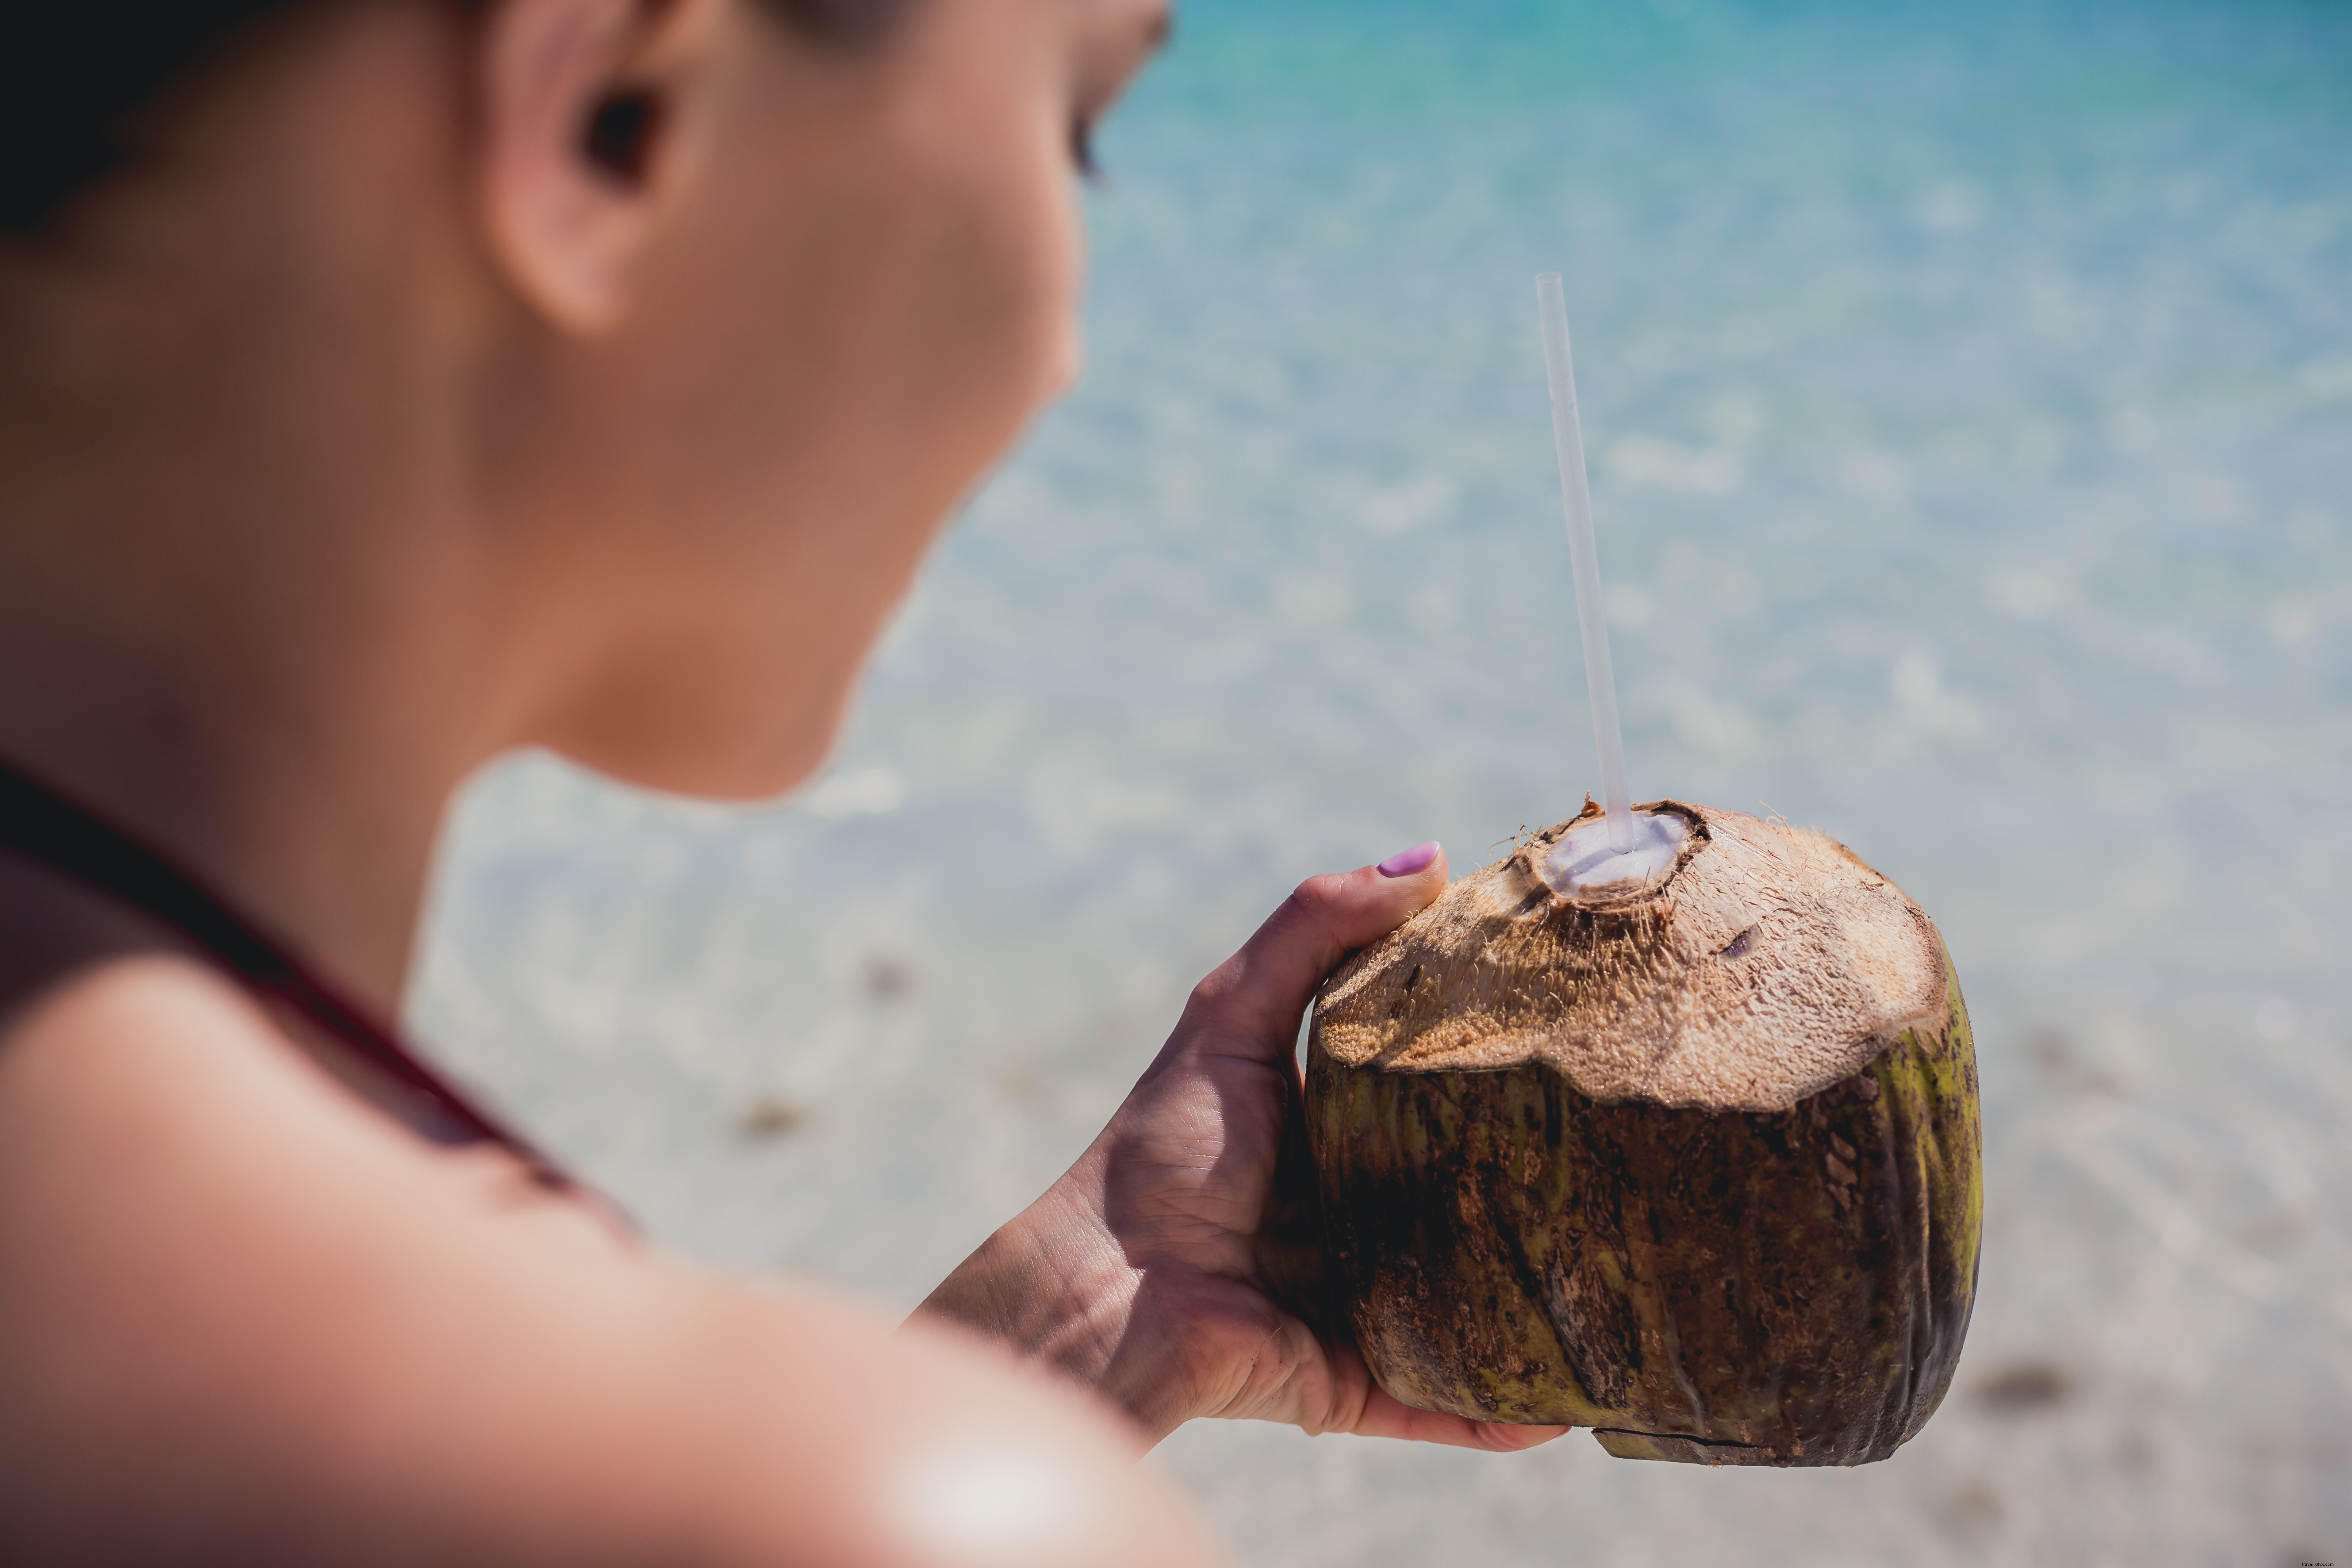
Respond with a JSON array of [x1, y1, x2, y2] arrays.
[[1184, 841, 1449, 1059]]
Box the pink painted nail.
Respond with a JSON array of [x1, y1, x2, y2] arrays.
[[1377, 841, 1440, 878]]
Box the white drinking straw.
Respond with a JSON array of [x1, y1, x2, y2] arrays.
[[1537, 272, 1636, 853]]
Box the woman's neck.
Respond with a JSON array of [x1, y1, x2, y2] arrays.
[[0, 76, 515, 1011], [0, 448, 501, 1012]]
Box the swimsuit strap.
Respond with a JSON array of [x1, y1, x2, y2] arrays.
[[0, 756, 576, 1193]]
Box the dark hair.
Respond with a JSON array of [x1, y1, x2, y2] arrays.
[[0, 0, 913, 235]]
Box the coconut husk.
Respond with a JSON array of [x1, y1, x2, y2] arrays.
[[1302, 801, 1982, 1466]]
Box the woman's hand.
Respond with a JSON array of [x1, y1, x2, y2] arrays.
[[918, 844, 1568, 1452]]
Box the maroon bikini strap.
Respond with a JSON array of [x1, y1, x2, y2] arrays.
[[0, 757, 579, 1195]]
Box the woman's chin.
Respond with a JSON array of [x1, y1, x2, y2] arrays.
[[541, 714, 834, 809], [606, 748, 829, 808]]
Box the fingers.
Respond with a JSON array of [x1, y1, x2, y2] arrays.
[[1310, 1342, 1568, 1452], [1190, 1292, 1570, 1453], [1346, 1385, 1570, 1452], [1183, 843, 1450, 1058]]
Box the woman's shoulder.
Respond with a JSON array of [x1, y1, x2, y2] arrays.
[[0, 850, 475, 1272], [0, 850, 378, 1203], [0, 845, 199, 1036], [0, 855, 1216, 1568], [0, 847, 578, 1263]]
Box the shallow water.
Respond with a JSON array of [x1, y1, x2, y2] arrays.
[[414, 1, 2352, 1561]]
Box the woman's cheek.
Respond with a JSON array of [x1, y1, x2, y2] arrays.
[[1034, 190, 1085, 401], [1021, 121, 1088, 403]]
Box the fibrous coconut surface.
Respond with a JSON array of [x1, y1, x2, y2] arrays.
[[1302, 801, 1982, 1466], [1314, 802, 1949, 1112]]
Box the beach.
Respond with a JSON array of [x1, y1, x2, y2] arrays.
[[415, 1, 2352, 1560]]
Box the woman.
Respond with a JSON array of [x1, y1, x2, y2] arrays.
[[0, 0, 1561, 1560]]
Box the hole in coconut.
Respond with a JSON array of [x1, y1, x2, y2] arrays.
[[1720, 925, 1760, 960], [1539, 808, 1688, 899]]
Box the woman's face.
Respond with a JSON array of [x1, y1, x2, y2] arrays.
[[501, 0, 1167, 798]]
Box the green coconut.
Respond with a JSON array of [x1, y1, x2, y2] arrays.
[[1302, 800, 1981, 1466]]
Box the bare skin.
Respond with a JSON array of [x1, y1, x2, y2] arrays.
[[0, 0, 1560, 1560]]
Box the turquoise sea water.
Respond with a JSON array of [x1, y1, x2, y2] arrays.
[[416, 2, 2352, 1561]]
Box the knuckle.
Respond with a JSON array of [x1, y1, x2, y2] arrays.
[[1184, 955, 1245, 1013], [1285, 872, 1348, 921]]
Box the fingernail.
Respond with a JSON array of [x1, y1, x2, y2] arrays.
[[1377, 841, 1440, 878]]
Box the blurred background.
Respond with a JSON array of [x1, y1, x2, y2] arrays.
[[412, 0, 2352, 1561]]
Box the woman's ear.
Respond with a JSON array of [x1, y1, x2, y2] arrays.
[[477, 0, 721, 336]]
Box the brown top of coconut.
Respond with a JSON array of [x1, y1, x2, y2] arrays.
[[1313, 801, 1947, 1112]]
